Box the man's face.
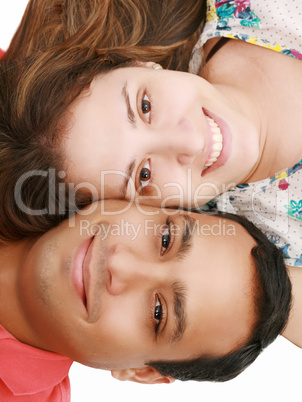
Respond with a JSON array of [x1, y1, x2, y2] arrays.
[[19, 201, 257, 372]]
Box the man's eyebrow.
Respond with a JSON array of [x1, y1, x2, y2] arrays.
[[169, 215, 194, 343], [119, 159, 136, 199], [122, 81, 137, 128], [175, 215, 194, 262], [170, 280, 187, 343]]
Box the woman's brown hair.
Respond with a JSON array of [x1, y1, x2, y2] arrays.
[[5, 0, 206, 70], [0, 0, 206, 242]]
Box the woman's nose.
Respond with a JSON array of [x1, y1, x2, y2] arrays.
[[161, 117, 205, 165]]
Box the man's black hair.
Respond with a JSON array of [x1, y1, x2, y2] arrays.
[[148, 211, 292, 382]]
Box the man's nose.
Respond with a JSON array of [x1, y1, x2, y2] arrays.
[[106, 245, 161, 296]]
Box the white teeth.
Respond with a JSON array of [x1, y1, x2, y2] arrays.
[[213, 142, 223, 152], [204, 115, 223, 171], [213, 133, 222, 142]]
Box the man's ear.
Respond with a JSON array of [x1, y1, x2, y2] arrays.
[[111, 366, 175, 384]]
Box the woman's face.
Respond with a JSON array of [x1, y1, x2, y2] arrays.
[[63, 65, 260, 208]]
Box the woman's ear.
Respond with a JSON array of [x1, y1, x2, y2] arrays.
[[134, 61, 163, 70], [111, 366, 175, 384]]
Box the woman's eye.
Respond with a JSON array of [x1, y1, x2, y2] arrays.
[[142, 94, 151, 123], [161, 221, 171, 256], [154, 295, 162, 330], [139, 160, 151, 189]]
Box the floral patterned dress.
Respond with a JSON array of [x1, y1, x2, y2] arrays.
[[190, 0, 302, 74], [214, 161, 302, 267], [191, 1, 302, 266]]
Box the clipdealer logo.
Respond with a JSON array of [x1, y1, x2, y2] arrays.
[[79, 218, 237, 240], [14, 168, 235, 216]]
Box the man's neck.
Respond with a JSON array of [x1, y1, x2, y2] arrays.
[[0, 239, 36, 343], [282, 266, 302, 348]]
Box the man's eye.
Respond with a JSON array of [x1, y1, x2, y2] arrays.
[[161, 221, 171, 256], [139, 159, 151, 189], [142, 94, 151, 123], [154, 295, 163, 331]]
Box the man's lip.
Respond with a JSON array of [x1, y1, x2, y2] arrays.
[[201, 109, 231, 176], [82, 234, 98, 318], [84, 224, 110, 322], [72, 236, 94, 309]]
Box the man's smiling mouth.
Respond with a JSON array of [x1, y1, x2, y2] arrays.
[[73, 236, 94, 310], [203, 115, 223, 172]]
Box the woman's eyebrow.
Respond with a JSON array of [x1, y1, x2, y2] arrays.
[[122, 81, 137, 128], [119, 159, 136, 198]]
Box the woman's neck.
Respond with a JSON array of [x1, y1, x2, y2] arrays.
[[282, 266, 302, 348], [201, 38, 302, 182]]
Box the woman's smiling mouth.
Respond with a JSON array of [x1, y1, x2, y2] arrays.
[[203, 115, 223, 172]]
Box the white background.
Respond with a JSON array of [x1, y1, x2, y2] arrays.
[[1, 2, 301, 401]]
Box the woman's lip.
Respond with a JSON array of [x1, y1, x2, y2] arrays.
[[201, 109, 231, 176], [72, 237, 94, 309]]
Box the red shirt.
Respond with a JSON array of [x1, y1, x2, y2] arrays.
[[0, 325, 73, 401], [0, 46, 72, 398]]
